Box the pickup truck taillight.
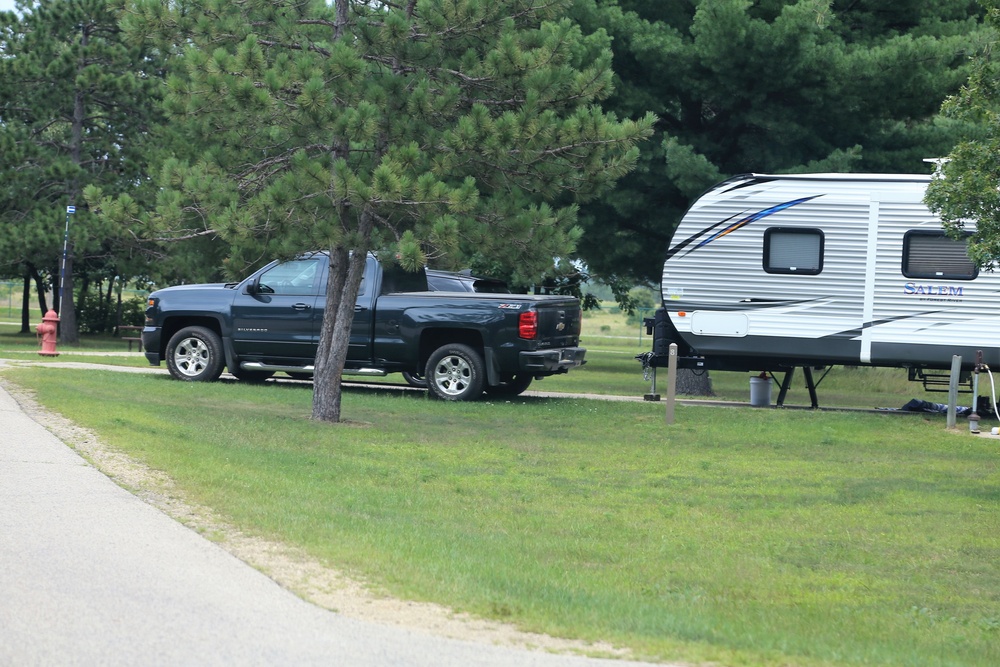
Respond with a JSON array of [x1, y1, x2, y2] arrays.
[[518, 311, 538, 340]]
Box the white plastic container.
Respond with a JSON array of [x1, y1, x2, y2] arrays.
[[749, 376, 773, 407]]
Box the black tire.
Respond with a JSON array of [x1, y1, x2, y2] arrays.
[[229, 367, 275, 383], [425, 343, 485, 401], [165, 326, 225, 382], [484, 373, 533, 397], [401, 371, 428, 388]]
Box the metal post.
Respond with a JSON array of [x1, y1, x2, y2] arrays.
[[972, 370, 980, 412], [947, 354, 961, 429], [645, 366, 658, 401], [665, 343, 677, 425], [59, 205, 75, 318]]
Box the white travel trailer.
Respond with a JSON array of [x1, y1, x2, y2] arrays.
[[645, 172, 998, 405]]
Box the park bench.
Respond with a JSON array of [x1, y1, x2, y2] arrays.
[[119, 325, 143, 352]]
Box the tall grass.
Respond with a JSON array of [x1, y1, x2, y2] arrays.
[[6, 367, 999, 667]]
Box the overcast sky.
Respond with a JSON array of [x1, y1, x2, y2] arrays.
[[0, 0, 19, 13]]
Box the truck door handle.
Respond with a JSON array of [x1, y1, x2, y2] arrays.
[[291, 303, 311, 311]]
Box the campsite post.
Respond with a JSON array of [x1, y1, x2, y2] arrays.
[[947, 355, 961, 429]]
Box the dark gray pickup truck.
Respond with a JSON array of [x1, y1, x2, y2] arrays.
[[141, 252, 586, 400]]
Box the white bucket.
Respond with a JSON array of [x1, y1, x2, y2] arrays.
[[749, 376, 772, 407]]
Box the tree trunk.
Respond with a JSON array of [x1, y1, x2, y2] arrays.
[[676, 369, 713, 396], [312, 246, 370, 422], [58, 249, 80, 344], [20, 273, 31, 334], [312, 211, 374, 423], [78, 273, 91, 332], [59, 30, 87, 344], [28, 263, 48, 316], [115, 277, 124, 332], [106, 275, 114, 326]]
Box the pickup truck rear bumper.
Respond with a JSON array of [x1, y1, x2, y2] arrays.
[[519, 347, 586, 374]]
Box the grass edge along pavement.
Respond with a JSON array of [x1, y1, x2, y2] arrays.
[[0, 373, 645, 664], [5, 366, 1000, 667]]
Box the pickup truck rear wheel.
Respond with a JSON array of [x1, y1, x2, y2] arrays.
[[426, 344, 485, 401], [484, 373, 533, 397], [166, 326, 225, 382]]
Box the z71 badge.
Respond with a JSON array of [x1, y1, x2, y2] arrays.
[[498, 304, 523, 310]]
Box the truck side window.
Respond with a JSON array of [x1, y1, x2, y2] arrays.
[[763, 228, 824, 275], [258, 259, 322, 295], [902, 230, 978, 280]]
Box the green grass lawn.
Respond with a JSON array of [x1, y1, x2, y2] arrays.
[[4, 306, 997, 665], [5, 365, 999, 667]]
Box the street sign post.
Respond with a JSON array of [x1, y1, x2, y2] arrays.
[[59, 205, 75, 321]]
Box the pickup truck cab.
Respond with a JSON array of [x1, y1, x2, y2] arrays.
[[142, 252, 587, 400]]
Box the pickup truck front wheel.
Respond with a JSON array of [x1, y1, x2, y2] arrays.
[[230, 368, 275, 383], [426, 344, 485, 401], [166, 326, 225, 382], [401, 371, 428, 388]]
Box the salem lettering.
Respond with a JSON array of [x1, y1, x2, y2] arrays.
[[903, 283, 964, 297]]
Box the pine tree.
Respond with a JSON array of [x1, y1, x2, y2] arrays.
[[103, 0, 653, 422], [0, 0, 166, 341], [571, 0, 987, 286]]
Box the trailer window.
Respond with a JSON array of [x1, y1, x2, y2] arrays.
[[763, 228, 823, 275], [902, 231, 977, 280]]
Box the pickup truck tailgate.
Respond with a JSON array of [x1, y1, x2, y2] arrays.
[[534, 299, 582, 347]]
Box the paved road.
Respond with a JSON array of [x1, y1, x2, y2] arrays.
[[0, 382, 664, 667]]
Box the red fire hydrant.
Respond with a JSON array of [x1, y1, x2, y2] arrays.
[[36, 309, 60, 357]]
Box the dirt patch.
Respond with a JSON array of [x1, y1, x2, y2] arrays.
[[0, 376, 635, 661]]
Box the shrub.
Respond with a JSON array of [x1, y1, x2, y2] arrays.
[[78, 295, 146, 334]]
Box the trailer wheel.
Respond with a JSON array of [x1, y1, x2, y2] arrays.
[[166, 326, 224, 382], [484, 373, 533, 397], [426, 344, 485, 401]]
